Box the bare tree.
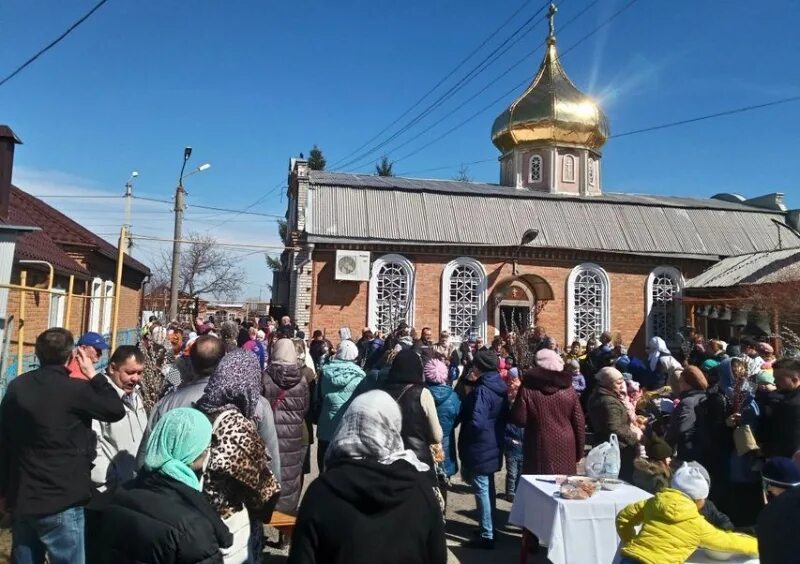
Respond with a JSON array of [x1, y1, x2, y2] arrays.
[[452, 163, 472, 182], [155, 232, 245, 300]]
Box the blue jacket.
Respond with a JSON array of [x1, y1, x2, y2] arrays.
[[458, 371, 509, 475], [317, 360, 366, 442], [427, 382, 461, 477]]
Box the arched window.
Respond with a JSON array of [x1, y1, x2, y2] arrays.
[[647, 266, 683, 346], [562, 154, 576, 183], [588, 158, 595, 186], [369, 254, 414, 335], [567, 263, 610, 343], [441, 258, 487, 342], [529, 155, 543, 183]]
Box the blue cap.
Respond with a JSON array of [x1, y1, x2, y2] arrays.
[[78, 332, 109, 350]]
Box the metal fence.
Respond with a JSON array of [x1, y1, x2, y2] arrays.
[[0, 327, 140, 397]]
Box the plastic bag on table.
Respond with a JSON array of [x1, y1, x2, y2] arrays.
[[585, 433, 621, 479]]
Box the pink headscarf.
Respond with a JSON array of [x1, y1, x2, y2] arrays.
[[423, 359, 448, 385]]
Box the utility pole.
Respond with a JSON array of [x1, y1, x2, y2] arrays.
[[169, 147, 192, 321], [123, 171, 138, 255]]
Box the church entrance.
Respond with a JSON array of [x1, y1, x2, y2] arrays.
[[492, 274, 554, 337], [498, 305, 530, 335]]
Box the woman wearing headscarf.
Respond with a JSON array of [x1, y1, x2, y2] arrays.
[[424, 358, 460, 509], [715, 357, 762, 525], [262, 339, 309, 518], [646, 336, 683, 391], [196, 350, 281, 564], [380, 349, 444, 485], [94, 407, 233, 562], [666, 366, 709, 463], [587, 367, 640, 482], [288, 391, 447, 564], [510, 349, 585, 477], [293, 339, 317, 480], [220, 321, 240, 353], [316, 340, 366, 470]]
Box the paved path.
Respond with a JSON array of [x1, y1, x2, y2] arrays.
[[262, 442, 528, 563]]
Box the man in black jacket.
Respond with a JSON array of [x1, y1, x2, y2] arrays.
[[0, 328, 125, 564], [759, 358, 800, 458]]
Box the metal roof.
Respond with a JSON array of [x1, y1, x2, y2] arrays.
[[305, 172, 798, 258], [12, 186, 150, 276], [685, 248, 800, 289]]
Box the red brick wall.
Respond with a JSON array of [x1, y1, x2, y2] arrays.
[[308, 249, 706, 356], [6, 268, 143, 355]]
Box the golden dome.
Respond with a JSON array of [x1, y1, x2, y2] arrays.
[[491, 26, 609, 153]]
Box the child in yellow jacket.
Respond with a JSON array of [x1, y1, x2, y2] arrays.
[[616, 462, 758, 564]]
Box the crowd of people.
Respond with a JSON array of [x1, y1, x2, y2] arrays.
[[1, 315, 800, 563]]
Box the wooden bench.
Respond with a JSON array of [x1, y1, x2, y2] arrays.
[[268, 510, 297, 538]]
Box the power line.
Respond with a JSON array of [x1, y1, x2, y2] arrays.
[[389, 93, 800, 178], [207, 181, 286, 228], [357, 0, 601, 172], [0, 0, 111, 88], [130, 234, 288, 250], [393, 0, 640, 165], [328, 0, 538, 170], [609, 95, 800, 139], [25, 194, 120, 199], [187, 202, 284, 219], [396, 158, 496, 177], [333, 0, 554, 172]]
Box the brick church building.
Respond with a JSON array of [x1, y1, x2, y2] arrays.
[[279, 14, 799, 353]]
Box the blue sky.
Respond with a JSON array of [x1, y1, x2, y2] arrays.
[[2, 0, 799, 298]]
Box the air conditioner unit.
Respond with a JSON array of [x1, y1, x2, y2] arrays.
[[335, 250, 370, 281]]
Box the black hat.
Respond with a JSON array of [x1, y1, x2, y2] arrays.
[[388, 349, 424, 384], [646, 436, 673, 461], [473, 349, 499, 373]]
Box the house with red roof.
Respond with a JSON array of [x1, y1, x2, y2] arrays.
[[0, 126, 150, 379]]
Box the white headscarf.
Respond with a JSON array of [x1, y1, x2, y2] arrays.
[[325, 390, 429, 472], [648, 336, 671, 372]]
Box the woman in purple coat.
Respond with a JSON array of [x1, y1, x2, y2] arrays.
[[510, 349, 585, 475]]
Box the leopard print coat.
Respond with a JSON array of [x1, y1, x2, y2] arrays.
[[202, 410, 280, 521]]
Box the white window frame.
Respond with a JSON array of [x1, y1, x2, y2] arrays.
[[48, 286, 66, 328], [646, 266, 684, 346], [368, 253, 415, 334], [529, 154, 543, 183], [440, 257, 487, 343], [102, 280, 114, 336], [562, 154, 577, 183], [88, 277, 103, 333], [566, 263, 611, 344]]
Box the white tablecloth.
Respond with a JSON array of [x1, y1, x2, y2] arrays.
[[685, 551, 758, 564], [508, 475, 652, 564]]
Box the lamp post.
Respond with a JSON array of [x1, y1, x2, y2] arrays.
[[123, 171, 138, 255], [511, 228, 540, 275], [168, 147, 210, 321]]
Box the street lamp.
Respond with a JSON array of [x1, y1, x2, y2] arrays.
[[123, 171, 139, 254], [182, 162, 211, 180], [511, 228, 539, 275], [169, 147, 210, 321]]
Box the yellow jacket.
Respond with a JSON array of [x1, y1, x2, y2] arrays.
[[616, 489, 758, 564]]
